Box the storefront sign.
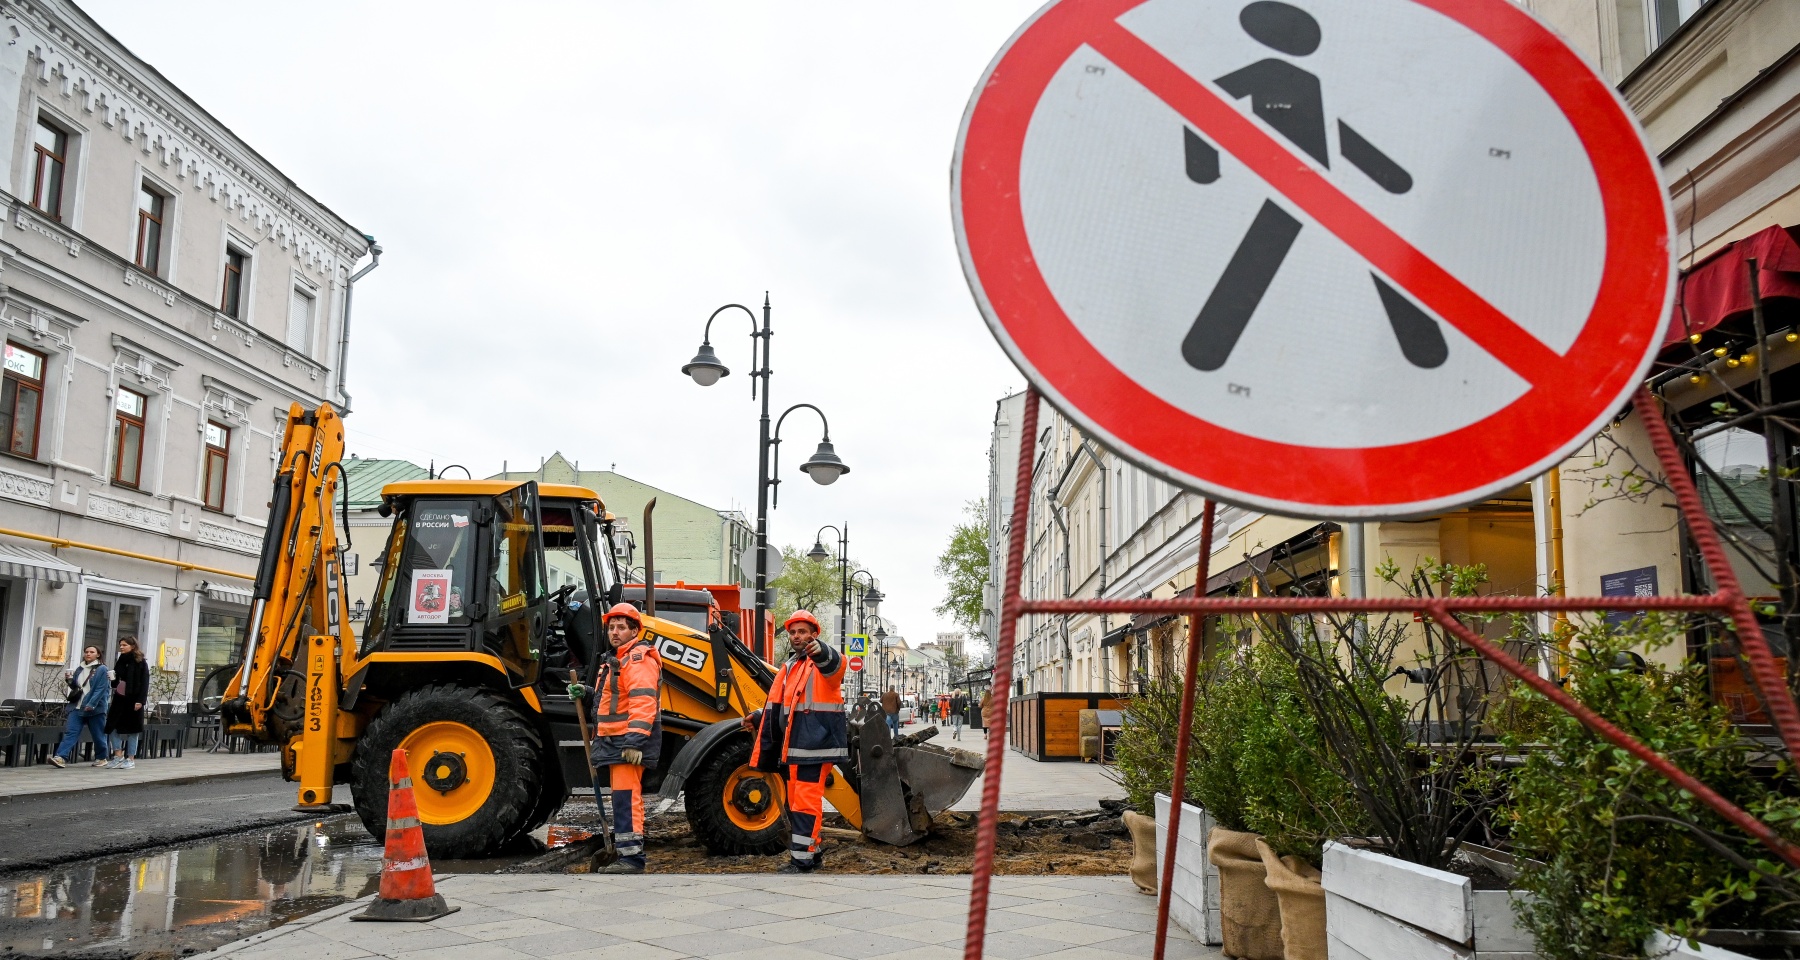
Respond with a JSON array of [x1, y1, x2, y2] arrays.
[[953, 0, 1673, 518]]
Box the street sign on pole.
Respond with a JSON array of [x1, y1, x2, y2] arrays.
[[739, 543, 784, 583], [848, 634, 868, 656], [952, 0, 1673, 519], [849, 656, 865, 673]]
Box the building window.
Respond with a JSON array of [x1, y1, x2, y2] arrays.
[[203, 421, 230, 512], [1652, 0, 1707, 45], [32, 119, 68, 221], [135, 184, 167, 275], [113, 387, 147, 488], [220, 249, 246, 319], [287, 287, 315, 354], [2, 343, 46, 459]]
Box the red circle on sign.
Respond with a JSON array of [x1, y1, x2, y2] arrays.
[[849, 656, 865, 673], [953, 0, 1673, 517]]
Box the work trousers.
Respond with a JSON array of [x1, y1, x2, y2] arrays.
[[56, 709, 107, 761], [786, 762, 832, 867], [607, 763, 647, 867]]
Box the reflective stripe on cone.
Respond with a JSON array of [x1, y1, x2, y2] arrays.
[[352, 748, 461, 923]]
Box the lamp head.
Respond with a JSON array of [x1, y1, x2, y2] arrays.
[[800, 440, 849, 485], [681, 343, 729, 386], [807, 540, 830, 563]]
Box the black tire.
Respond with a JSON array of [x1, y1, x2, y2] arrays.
[[352, 683, 544, 859], [193, 662, 241, 715], [684, 737, 787, 856]]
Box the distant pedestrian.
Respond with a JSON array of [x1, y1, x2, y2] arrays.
[[980, 690, 993, 730], [105, 637, 149, 769], [949, 692, 967, 740], [881, 687, 901, 737], [50, 646, 110, 768]]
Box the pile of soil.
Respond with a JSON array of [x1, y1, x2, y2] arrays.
[[517, 802, 1132, 876]]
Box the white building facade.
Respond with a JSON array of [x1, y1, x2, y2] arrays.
[[0, 0, 372, 701]]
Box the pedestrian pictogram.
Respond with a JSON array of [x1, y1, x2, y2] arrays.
[[952, 0, 1674, 518], [848, 634, 868, 656]]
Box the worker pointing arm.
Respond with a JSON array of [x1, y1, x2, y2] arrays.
[[579, 603, 662, 874], [743, 611, 847, 873]]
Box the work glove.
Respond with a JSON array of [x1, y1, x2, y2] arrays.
[[567, 683, 589, 701], [620, 748, 644, 765], [741, 709, 762, 732]]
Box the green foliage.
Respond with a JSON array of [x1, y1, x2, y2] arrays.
[[768, 543, 842, 633], [1504, 617, 1800, 957], [1113, 638, 1361, 863], [934, 499, 990, 635]]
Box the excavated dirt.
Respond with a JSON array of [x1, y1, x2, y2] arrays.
[[514, 801, 1133, 876]]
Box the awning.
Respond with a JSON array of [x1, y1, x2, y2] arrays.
[[1100, 624, 1133, 648], [202, 581, 254, 605], [1664, 224, 1800, 347], [0, 542, 82, 583]]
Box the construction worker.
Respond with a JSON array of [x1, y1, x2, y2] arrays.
[[742, 610, 846, 873], [570, 602, 662, 874]]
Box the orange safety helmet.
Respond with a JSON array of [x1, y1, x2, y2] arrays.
[[783, 610, 822, 633], [603, 602, 643, 627]]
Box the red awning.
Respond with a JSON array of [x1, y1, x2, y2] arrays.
[[1664, 224, 1800, 346]]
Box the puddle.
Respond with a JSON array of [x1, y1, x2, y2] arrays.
[[0, 815, 540, 957]]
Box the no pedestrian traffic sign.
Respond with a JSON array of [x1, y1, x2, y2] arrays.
[[953, 0, 1674, 518]]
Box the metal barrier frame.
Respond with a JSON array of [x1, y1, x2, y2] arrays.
[[962, 385, 1800, 960]]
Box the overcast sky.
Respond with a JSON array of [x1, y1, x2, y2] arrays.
[[82, 0, 1041, 652]]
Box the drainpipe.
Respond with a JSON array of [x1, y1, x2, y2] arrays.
[[1075, 441, 1109, 688], [334, 235, 382, 413], [1345, 522, 1367, 652]]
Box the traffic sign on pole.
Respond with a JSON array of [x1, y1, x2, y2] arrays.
[[849, 656, 865, 673], [952, 0, 1673, 518], [848, 634, 868, 656]]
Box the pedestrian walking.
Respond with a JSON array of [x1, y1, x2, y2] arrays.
[[50, 646, 110, 768], [949, 691, 967, 740], [742, 610, 847, 874], [980, 689, 993, 732], [570, 603, 662, 874], [881, 687, 901, 738], [104, 637, 149, 769]]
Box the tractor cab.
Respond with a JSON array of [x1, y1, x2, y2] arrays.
[[357, 480, 624, 698]]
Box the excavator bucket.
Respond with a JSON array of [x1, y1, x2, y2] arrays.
[[851, 702, 984, 845]]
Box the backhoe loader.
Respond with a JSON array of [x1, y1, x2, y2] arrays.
[[216, 403, 982, 858]]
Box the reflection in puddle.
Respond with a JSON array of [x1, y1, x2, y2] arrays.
[[0, 816, 383, 956]]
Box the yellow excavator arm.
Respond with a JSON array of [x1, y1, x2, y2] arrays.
[[222, 401, 356, 809]]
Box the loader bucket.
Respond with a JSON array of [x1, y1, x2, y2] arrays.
[[851, 702, 984, 846]]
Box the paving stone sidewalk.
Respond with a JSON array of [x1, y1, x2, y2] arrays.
[[0, 749, 280, 800], [910, 725, 1123, 812], [209, 872, 1219, 960]]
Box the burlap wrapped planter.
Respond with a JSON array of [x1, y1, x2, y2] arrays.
[[1259, 840, 1327, 960], [1210, 827, 1285, 960]]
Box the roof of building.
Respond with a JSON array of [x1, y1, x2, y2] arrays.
[[340, 456, 430, 509], [490, 452, 748, 527]]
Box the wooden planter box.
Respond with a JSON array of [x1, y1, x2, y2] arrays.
[[1153, 793, 1222, 946], [1323, 841, 1536, 959], [1005, 692, 1127, 761]]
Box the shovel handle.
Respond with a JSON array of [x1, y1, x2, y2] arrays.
[[572, 690, 617, 858]]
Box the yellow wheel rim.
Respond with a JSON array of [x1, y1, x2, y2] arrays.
[[722, 764, 785, 833], [398, 721, 496, 826]]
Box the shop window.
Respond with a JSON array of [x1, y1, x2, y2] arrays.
[[113, 387, 146, 488], [192, 604, 247, 698], [84, 593, 144, 655], [2, 342, 46, 459], [32, 119, 68, 220], [203, 421, 230, 512]]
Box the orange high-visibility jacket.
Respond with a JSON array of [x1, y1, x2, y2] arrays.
[[749, 643, 848, 769], [591, 634, 662, 766]]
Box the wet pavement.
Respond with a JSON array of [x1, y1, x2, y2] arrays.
[[0, 815, 545, 958]]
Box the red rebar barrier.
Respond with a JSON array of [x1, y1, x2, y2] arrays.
[[963, 385, 1800, 960]]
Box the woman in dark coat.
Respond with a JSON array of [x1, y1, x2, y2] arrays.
[[104, 636, 149, 769]]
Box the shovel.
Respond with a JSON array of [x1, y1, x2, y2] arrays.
[[572, 687, 618, 868]]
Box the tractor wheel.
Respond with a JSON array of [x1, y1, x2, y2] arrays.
[[352, 683, 544, 859], [685, 737, 787, 856]]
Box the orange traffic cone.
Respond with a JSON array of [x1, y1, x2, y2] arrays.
[[353, 748, 460, 922]]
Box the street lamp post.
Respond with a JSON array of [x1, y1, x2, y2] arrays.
[[682, 297, 849, 660], [808, 525, 850, 653]]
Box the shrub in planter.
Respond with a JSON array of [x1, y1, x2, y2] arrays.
[[1503, 615, 1800, 958]]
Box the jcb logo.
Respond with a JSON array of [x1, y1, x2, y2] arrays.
[[656, 637, 706, 671]]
